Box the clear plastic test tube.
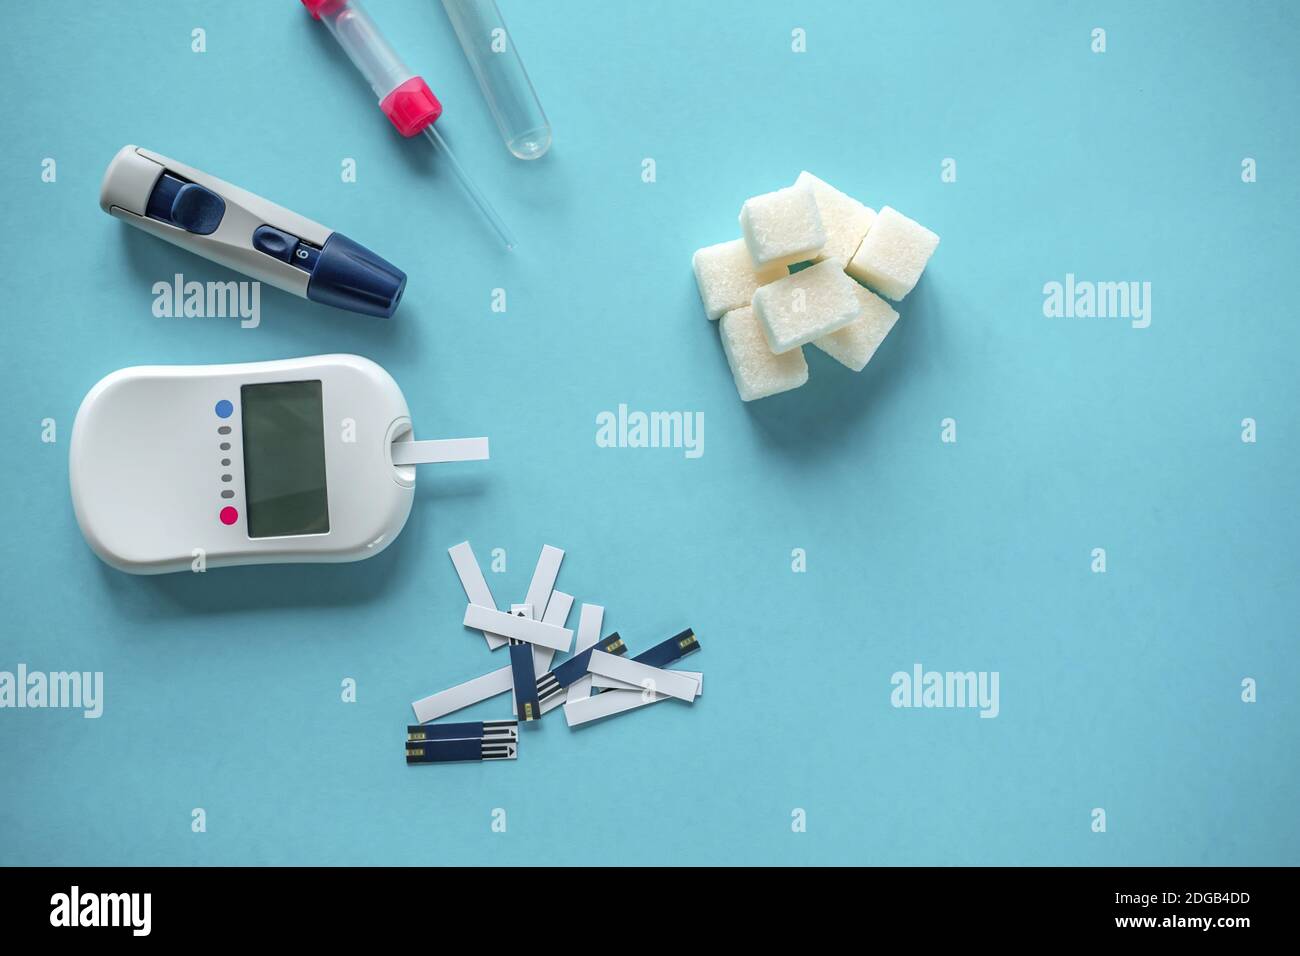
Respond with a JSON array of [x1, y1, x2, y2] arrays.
[[303, 0, 516, 249], [441, 0, 552, 160], [315, 0, 415, 101]]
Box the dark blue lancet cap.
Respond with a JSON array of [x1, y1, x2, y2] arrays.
[[305, 233, 406, 318]]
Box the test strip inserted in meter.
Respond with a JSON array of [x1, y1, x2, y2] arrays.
[[69, 354, 488, 574]]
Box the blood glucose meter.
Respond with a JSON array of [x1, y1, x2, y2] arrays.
[[69, 355, 488, 574]]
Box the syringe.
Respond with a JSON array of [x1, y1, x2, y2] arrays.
[[300, 0, 516, 250]]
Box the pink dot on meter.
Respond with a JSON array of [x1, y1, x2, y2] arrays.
[[219, 506, 238, 526]]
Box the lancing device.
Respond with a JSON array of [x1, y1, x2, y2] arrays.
[[99, 145, 406, 318]]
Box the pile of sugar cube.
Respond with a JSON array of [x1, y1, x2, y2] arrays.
[[693, 172, 940, 401], [406, 542, 703, 765]]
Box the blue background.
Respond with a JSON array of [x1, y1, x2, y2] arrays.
[[1, 0, 1297, 866]]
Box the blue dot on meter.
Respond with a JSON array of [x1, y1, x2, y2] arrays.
[[215, 400, 233, 419]]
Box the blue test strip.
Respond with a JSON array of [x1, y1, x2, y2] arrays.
[[632, 629, 699, 668], [406, 720, 517, 743], [509, 640, 541, 721], [536, 633, 627, 707], [406, 737, 517, 764]]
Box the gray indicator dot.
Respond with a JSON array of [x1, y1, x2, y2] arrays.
[[221, 490, 234, 499], [218, 426, 231, 435], [220, 442, 231, 451], [221, 458, 231, 466], [221, 474, 232, 482]]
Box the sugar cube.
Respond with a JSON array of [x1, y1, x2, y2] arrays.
[[692, 239, 787, 321], [795, 171, 876, 268], [719, 306, 809, 401], [738, 184, 826, 268], [846, 206, 939, 301], [751, 259, 864, 354], [812, 286, 900, 372]]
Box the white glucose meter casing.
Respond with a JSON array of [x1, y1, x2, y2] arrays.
[[70, 355, 417, 574]]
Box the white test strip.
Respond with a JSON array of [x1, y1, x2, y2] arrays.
[[586, 650, 698, 703], [534, 590, 574, 674], [592, 670, 703, 696], [523, 545, 564, 621], [565, 603, 605, 705], [564, 688, 671, 727], [391, 437, 490, 465], [448, 541, 508, 649], [464, 604, 573, 652], [411, 666, 511, 723]]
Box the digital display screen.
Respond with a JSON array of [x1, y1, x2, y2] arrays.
[[240, 380, 330, 539]]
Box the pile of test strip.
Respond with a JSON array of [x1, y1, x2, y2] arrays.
[[405, 542, 703, 765], [692, 172, 940, 401]]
